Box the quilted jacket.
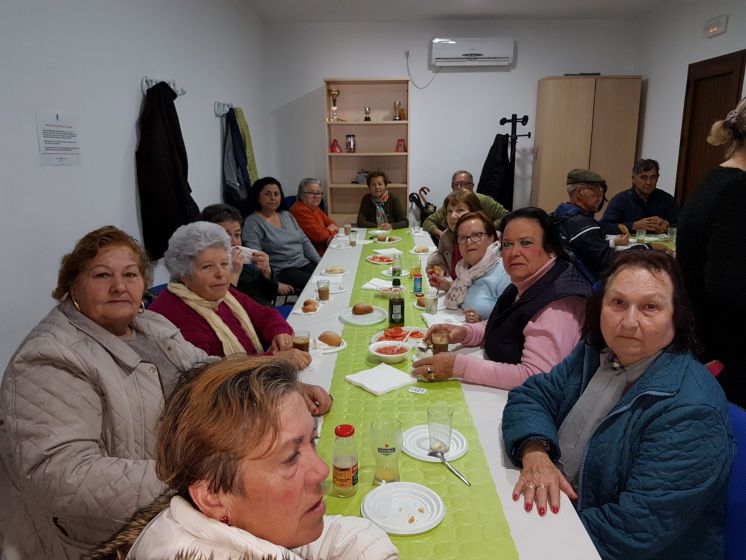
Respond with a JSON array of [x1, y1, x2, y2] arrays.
[[0, 299, 208, 559], [503, 342, 735, 560]]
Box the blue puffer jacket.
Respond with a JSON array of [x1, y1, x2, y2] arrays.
[[503, 342, 735, 560]]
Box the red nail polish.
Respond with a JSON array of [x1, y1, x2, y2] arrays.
[[512, 494, 518, 501], [524, 502, 533, 512], [552, 505, 559, 514], [539, 507, 546, 516]]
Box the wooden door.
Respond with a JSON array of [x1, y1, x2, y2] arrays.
[[675, 50, 746, 204]]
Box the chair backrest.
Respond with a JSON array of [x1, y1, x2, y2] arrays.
[[285, 195, 297, 208], [726, 402, 746, 560]]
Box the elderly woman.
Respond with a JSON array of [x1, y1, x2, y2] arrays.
[[243, 177, 320, 293], [502, 251, 735, 559], [678, 97, 746, 407], [90, 357, 397, 559], [290, 177, 339, 256], [356, 170, 408, 230], [199, 203, 294, 304], [149, 222, 303, 364], [0, 226, 209, 558], [427, 190, 483, 281], [441, 211, 510, 322], [412, 207, 590, 389]]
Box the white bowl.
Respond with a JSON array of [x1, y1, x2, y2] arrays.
[[368, 340, 413, 364]]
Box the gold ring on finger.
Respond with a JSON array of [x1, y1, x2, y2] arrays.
[[538, 483, 547, 490], [525, 482, 535, 490]]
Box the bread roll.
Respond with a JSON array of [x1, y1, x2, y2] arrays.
[[377, 234, 388, 241], [618, 224, 630, 235], [414, 245, 428, 253], [302, 299, 319, 313], [352, 303, 374, 315], [325, 266, 345, 274], [318, 331, 342, 347]]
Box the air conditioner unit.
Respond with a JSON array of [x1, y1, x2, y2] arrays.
[[431, 37, 514, 67]]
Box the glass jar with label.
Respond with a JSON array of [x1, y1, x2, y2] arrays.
[[332, 424, 358, 497], [345, 134, 356, 153]]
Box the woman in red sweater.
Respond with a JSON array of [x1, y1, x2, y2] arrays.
[[290, 177, 339, 255]]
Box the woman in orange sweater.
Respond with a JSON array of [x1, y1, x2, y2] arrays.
[[290, 177, 339, 256]]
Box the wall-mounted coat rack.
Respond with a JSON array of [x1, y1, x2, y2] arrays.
[[141, 75, 187, 96], [214, 101, 233, 117]]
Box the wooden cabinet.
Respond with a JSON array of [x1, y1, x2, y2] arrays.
[[324, 79, 409, 225], [530, 76, 642, 213]]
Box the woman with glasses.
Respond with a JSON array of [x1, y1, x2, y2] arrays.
[[290, 178, 339, 256], [412, 208, 591, 389], [441, 211, 510, 323]]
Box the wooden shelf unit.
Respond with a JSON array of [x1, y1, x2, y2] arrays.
[[324, 78, 409, 224]]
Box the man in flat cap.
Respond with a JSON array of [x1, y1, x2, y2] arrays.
[[551, 169, 630, 282], [599, 158, 679, 235]]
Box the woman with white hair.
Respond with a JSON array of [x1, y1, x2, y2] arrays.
[[149, 222, 307, 368]]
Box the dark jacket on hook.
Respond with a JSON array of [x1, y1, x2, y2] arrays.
[[477, 133, 513, 210], [136, 82, 199, 260], [223, 108, 252, 219]]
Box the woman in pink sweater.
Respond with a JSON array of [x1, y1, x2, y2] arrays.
[[412, 207, 591, 390]]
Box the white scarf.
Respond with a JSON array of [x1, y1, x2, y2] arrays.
[[445, 241, 502, 309], [167, 282, 263, 356]]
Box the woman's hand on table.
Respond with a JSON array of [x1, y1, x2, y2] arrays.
[[327, 223, 339, 235], [463, 307, 481, 323], [514, 442, 577, 516], [301, 382, 333, 416], [425, 323, 467, 344], [270, 333, 294, 352], [379, 223, 392, 230], [274, 348, 312, 370], [427, 272, 451, 291], [411, 352, 456, 382], [613, 232, 630, 247]]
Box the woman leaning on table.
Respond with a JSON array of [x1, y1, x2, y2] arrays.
[[677, 97, 746, 408], [412, 207, 591, 389], [0, 226, 211, 559], [88, 356, 397, 560], [502, 250, 734, 560], [356, 170, 408, 230], [290, 177, 339, 256], [242, 176, 320, 293]]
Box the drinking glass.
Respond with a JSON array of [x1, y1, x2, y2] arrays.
[[370, 418, 402, 485], [427, 404, 453, 453], [431, 331, 449, 354], [316, 280, 330, 301], [292, 330, 310, 352], [635, 229, 646, 243], [667, 226, 677, 245]]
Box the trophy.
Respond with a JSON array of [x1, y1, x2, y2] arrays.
[[364, 106, 371, 121], [393, 100, 402, 121], [328, 88, 340, 121]]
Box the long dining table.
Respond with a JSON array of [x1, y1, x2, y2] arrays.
[[286, 228, 600, 559]]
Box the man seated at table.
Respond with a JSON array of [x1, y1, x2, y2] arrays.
[[599, 158, 678, 235], [551, 169, 629, 282], [422, 170, 509, 239]]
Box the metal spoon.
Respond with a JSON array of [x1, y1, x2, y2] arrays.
[[428, 450, 471, 486]]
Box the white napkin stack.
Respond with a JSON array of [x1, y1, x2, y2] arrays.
[[373, 247, 403, 256], [345, 363, 417, 395], [421, 309, 466, 328], [362, 278, 392, 291]]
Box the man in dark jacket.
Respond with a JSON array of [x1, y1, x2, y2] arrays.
[[551, 169, 630, 282]]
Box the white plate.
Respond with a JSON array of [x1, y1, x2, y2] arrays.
[[314, 284, 346, 296], [375, 236, 402, 244], [370, 327, 428, 343], [321, 267, 348, 276], [339, 306, 388, 325], [366, 255, 395, 265], [381, 268, 410, 278], [402, 425, 468, 462], [312, 338, 348, 354], [409, 246, 436, 255], [368, 229, 387, 236], [361, 482, 445, 535]]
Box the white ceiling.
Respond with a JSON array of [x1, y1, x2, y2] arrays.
[[245, 0, 671, 24]]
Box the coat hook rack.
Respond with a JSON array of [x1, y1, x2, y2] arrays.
[[499, 113, 531, 181], [214, 101, 233, 117], [141, 75, 187, 96]]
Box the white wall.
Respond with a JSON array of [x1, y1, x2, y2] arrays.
[[636, 0, 746, 192], [0, 0, 267, 369], [263, 18, 637, 212]]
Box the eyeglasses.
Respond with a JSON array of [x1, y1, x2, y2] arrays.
[[303, 191, 323, 197], [501, 239, 535, 251], [452, 181, 474, 188], [456, 231, 489, 245]]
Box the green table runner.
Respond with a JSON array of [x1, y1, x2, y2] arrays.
[[317, 229, 518, 559]]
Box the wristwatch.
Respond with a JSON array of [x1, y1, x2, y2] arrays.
[[520, 437, 552, 456]]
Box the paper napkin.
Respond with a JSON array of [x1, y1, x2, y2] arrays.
[[345, 363, 417, 395], [372, 247, 403, 256], [362, 278, 392, 291], [421, 309, 467, 328]]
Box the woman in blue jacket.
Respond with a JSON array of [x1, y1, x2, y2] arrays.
[[502, 250, 735, 559]]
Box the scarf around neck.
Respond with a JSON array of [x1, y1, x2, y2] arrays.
[[373, 192, 389, 225], [167, 282, 263, 356], [445, 241, 502, 309]]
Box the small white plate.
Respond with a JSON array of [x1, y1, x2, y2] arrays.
[[370, 327, 428, 343], [361, 482, 445, 535], [312, 338, 348, 354], [368, 229, 387, 236], [376, 236, 401, 244], [321, 267, 348, 276], [339, 306, 388, 326], [402, 425, 468, 462], [409, 246, 436, 255], [381, 268, 410, 278], [314, 284, 346, 296], [366, 255, 394, 265]]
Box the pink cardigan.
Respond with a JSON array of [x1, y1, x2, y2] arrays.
[[452, 257, 586, 390]]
